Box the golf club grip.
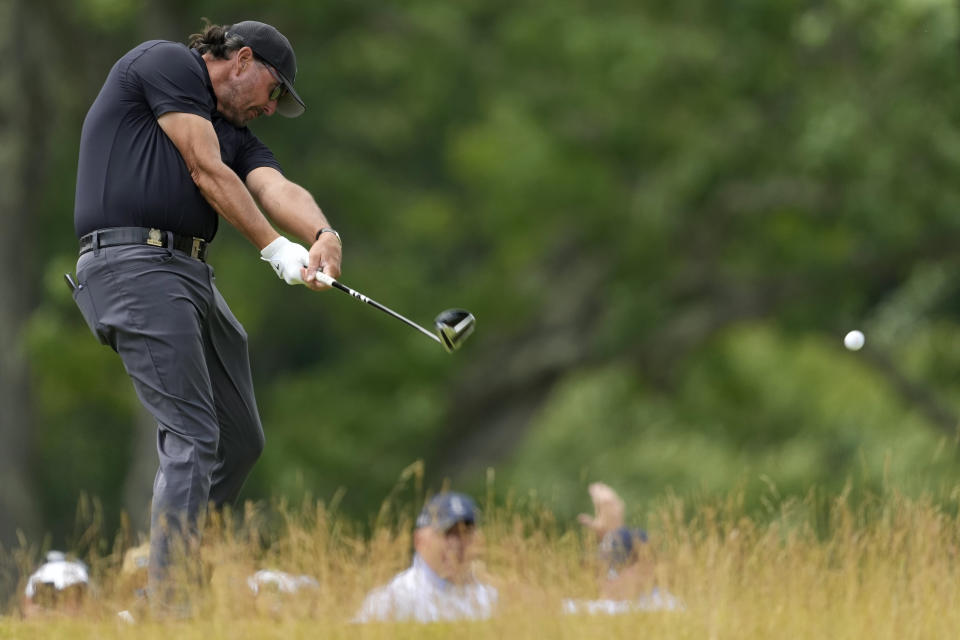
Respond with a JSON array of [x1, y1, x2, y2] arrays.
[[314, 271, 441, 344]]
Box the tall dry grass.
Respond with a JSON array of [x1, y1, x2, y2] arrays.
[[2, 479, 960, 639]]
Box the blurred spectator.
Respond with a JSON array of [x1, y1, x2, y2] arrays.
[[21, 551, 90, 618], [577, 482, 625, 540], [247, 569, 320, 596], [114, 542, 150, 622], [247, 569, 320, 617], [354, 491, 498, 623], [565, 483, 683, 615], [120, 542, 150, 591]]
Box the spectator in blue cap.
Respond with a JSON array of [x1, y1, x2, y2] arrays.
[[600, 527, 649, 575], [565, 483, 683, 615], [354, 491, 498, 623]]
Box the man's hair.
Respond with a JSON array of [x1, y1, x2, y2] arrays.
[[188, 20, 245, 59]]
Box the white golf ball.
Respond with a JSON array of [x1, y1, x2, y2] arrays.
[[844, 330, 865, 351]]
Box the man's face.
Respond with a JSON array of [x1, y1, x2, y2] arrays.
[[415, 521, 477, 583], [218, 49, 282, 127]]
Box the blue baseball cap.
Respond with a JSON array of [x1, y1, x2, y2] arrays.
[[416, 492, 478, 531], [599, 527, 648, 568]]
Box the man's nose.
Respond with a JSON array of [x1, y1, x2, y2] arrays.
[[447, 533, 466, 552], [263, 100, 278, 117]]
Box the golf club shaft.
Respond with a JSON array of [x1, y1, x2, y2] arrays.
[[313, 271, 441, 344]]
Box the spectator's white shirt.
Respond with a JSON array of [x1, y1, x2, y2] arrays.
[[25, 555, 89, 598], [354, 554, 498, 623], [247, 569, 319, 595], [562, 588, 684, 615]]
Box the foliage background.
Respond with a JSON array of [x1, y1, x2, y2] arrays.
[[4, 0, 960, 565]]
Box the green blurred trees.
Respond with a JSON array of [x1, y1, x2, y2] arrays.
[[1, 0, 44, 549], [6, 0, 960, 544]]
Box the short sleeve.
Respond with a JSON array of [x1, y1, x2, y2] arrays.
[[232, 130, 283, 179], [206, 116, 283, 181], [128, 42, 213, 120]]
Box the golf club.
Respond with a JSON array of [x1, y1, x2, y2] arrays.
[[312, 271, 475, 352]]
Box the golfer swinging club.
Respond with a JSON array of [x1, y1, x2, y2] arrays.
[[70, 19, 341, 606]]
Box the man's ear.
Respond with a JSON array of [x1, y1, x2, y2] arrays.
[[235, 46, 255, 72]]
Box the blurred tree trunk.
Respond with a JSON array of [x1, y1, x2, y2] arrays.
[[0, 0, 41, 548]]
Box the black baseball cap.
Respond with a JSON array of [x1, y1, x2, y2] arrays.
[[226, 20, 305, 118]]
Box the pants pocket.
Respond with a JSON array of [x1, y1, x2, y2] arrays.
[[72, 283, 109, 346]]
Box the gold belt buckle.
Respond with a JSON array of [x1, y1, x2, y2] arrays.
[[146, 228, 163, 247], [191, 237, 202, 258]]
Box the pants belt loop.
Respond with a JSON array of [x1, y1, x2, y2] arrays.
[[92, 230, 101, 256], [165, 229, 176, 251]]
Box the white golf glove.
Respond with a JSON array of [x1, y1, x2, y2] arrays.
[[260, 237, 309, 285]]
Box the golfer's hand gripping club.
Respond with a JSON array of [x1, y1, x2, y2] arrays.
[[311, 269, 338, 289], [260, 236, 310, 285]]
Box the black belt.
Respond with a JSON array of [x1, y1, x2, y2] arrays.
[[79, 227, 209, 261]]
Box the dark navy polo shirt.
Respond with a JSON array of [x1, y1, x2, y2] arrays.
[[74, 41, 282, 240]]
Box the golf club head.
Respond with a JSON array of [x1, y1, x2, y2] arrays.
[[434, 309, 475, 353]]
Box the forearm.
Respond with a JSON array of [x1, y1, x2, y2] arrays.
[[256, 179, 332, 244], [244, 166, 342, 286], [194, 166, 279, 249], [156, 112, 280, 250]]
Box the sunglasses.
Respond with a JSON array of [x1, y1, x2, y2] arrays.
[[260, 62, 288, 102]]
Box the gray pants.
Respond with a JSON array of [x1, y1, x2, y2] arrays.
[[73, 244, 264, 595]]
